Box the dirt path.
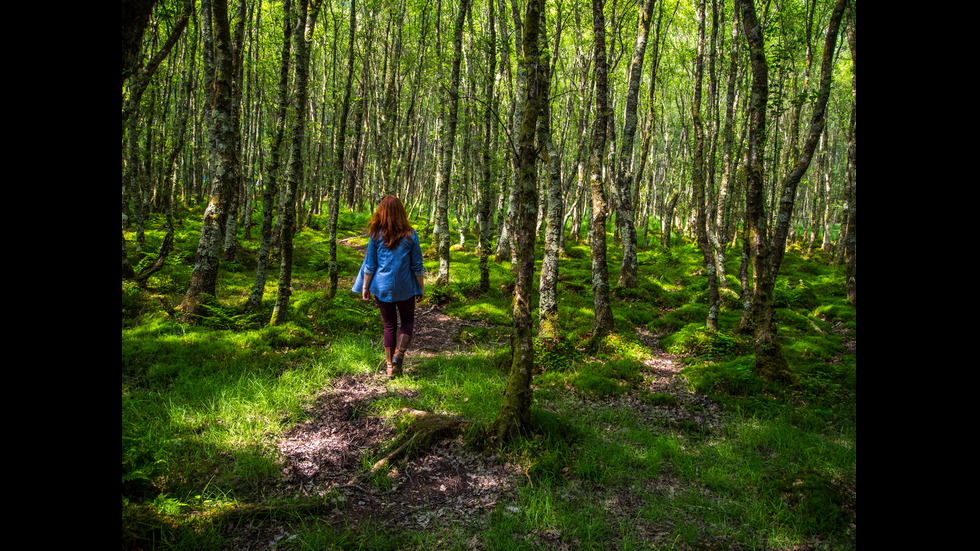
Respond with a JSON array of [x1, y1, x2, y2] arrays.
[[253, 241, 726, 543], [261, 309, 726, 541], [272, 307, 524, 533]]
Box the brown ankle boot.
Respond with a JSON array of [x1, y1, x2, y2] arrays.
[[385, 347, 395, 377], [391, 334, 412, 377]]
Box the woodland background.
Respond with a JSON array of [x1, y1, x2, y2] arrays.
[[121, 0, 856, 548]]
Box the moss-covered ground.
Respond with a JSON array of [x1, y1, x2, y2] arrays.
[[122, 203, 855, 550]]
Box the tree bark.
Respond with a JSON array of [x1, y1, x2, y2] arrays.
[[271, 0, 321, 326], [491, 0, 546, 444], [738, 0, 848, 380], [246, 0, 293, 313], [434, 0, 472, 287], [479, 0, 498, 294], [844, 0, 856, 306], [692, 0, 720, 331], [614, 0, 656, 289], [587, 0, 614, 352], [538, 5, 563, 340], [179, 0, 241, 318], [328, 0, 357, 297]]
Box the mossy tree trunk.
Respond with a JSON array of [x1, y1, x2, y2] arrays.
[[537, 7, 562, 340], [844, 1, 856, 307], [271, 0, 321, 326], [179, 0, 240, 319], [435, 0, 472, 287], [614, 0, 656, 290], [246, 0, 293, 313], [491, 0, 545, 444], [737, 0, 848, 381], [494, 0, 524, 269], [328, 0, 357, 298], [586, 0, 614, 353], [479, 0, 498, 295], [692, 0, 720, 331]]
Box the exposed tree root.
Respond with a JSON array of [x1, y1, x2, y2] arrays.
[[354, 409, 466, 483]]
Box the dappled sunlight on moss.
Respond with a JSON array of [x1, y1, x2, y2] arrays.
[[124, 200, 855, 550]]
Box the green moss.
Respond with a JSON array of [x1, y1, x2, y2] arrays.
[[259, 322, 316, 349], [645, 392, 680, 407], [683, 356, 765, 396], [662, 323, 745, 359], [571, 359, 643, 398]]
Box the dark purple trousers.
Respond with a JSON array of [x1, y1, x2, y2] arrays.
[[376, 298, 415, 348]]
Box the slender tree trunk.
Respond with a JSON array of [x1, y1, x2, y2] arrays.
[[615, 0, 655, 289], [435, 0, 472, 287], [662, 191, 678, 247], [492, 0, 546, 444], [715, 5, 740, 277], [222, 0, 248, 262], [587, 0, 614, 352], [246, 0, 293, 313], [271, 0, 321, 325], [538, 5, 563, 339], [844, 0, 856, 306], [494, 0, 524, 268], [122, 0, 192, 272], [737, 0, 775, 360], [179, 0, 241, 318], [692, 0, 720, 331], [479, 0, 498, 294], [328, 0, 357, 297], [738, 0, 848, 380]]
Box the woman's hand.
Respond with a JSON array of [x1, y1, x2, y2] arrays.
[[362, 274, 373, 301]]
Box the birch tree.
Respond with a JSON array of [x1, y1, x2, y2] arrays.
[[587, 0, 615, 352], [271, 0, 322, 325], [737, 0, 848, 380], [179, 0, 242, 318], [435, 0, 474, 287], [492, 0, 546, 443]]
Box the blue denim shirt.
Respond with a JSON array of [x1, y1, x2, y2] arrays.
[[352, 229, 425, 303]]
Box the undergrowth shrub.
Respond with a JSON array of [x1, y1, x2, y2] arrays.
[[572, 359, 643, 398], [784, 335, 846, 363], [774, 279, 820, 310], [310, 295, 376, 335], [598, 333, 649, 362], [122, 280, 146, 319], [198, 300, 264, 330], [718, 287, 742, 310], [813, 303, 855, 324], [684, 357, 764, 396], [662, 323, 743, 359], [648, 304, 708, 335], [260, 322, 317, 349], [534, 337, 583, 372], [422, 284, 456, 306]]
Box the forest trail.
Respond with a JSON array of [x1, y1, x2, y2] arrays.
[[231, 239, 725, 546], [271, 305, 527, 532], [248, 304, 727, 546]]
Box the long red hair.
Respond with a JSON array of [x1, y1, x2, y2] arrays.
[[368, 195, 414, 249]]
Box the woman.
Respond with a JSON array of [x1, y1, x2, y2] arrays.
[[352, 196, 425, 377]]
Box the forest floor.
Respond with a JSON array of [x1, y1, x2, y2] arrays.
[[221, 304, 730, 549]]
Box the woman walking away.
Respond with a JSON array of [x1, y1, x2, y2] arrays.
[[352, 196, 426, 377]]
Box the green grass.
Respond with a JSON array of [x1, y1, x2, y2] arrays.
[[123, 206, 855, 550]]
